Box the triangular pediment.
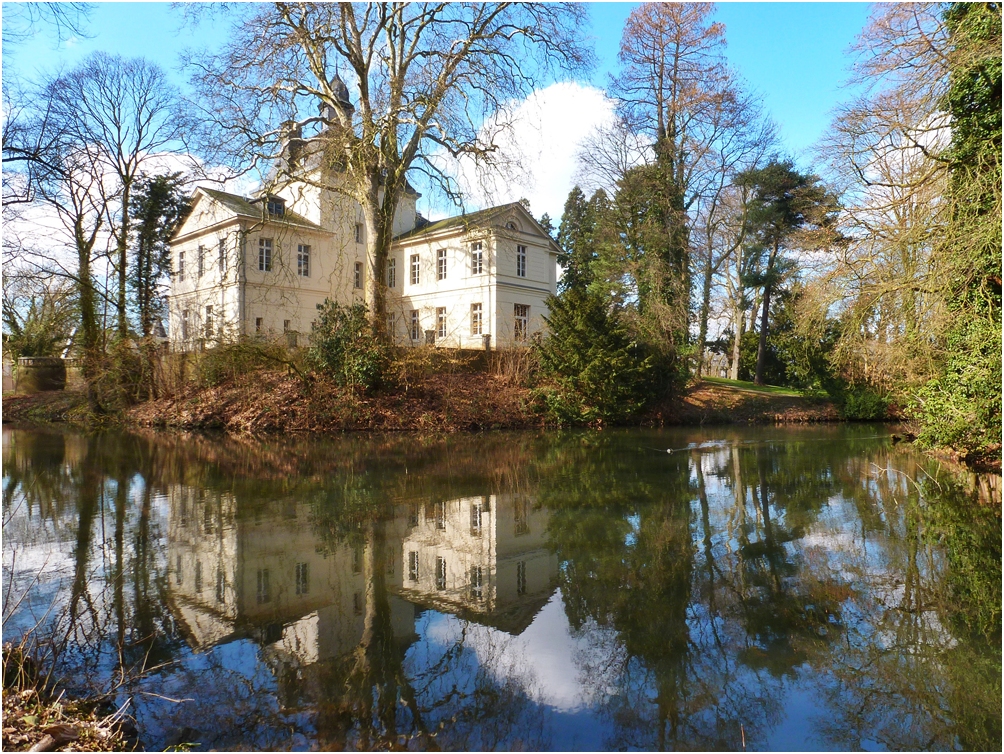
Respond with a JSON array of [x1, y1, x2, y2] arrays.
[[171, 188, 244, 242]]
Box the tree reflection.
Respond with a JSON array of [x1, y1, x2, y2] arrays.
[[2, 426, 999, 751]]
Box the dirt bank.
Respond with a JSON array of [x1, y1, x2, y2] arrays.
[[3, 372, 839, 434]]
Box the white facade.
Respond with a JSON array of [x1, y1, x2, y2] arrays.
[[168, 182, 559, 351]]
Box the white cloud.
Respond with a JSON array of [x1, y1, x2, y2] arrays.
[[432, 82, 618, 223]]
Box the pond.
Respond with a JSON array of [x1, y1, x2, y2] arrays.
[[2, 425, 1000, 751]]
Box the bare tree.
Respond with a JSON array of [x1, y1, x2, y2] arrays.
[[23, 123, 113, 388], [1, 2, 92, 49], [44, 53, 192, 340], [690, 88, 776, 376], [184, 2, 591, 333], [610, 1, 734, 327], [814, 3, 953, 388]]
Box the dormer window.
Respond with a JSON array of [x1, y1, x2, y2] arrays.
[[266, 197, 285, 217]]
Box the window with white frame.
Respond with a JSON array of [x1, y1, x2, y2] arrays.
[[470, 302, 482, 336], [178, 250, 185, 281], [195, 560, 203, 593], [515, 498, 530, 535], [470, 498, 488, 535], [514, 303, 529, 341], [216, 568, 225, 603], [295, 562, 309, 595], [259, 238, 272, 271], [266, 197, 285, 217], [470, 242, 483, 275], [436, 307, 447, 339], [408, 551, 419, 581], [410, 254, 420, 285], [181, 310, 190, 340], [197, 245, 205, 278], [410, 310, 420, 340], [218, 238, 227, 273], [387, 258, 396, 287], [297, 244, 310, 277], [470, 565, 484, 600], [516, 244, 527, 277], [256, 568, 270, 603], [437, 248, 447, 280], [386, 312, 395, 336], [434, 500, 446, 530], [354, 262, 363, 289], [435, 557, 447, 591], [205, 306, 214, 338], [355, 223, 364, 244]]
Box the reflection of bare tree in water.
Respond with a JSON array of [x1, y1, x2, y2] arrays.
[[811, 471, 1001, 752], [4, 431, 185, 713]]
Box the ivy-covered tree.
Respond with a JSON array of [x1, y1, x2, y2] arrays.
[[914, 2, 1001, 465], [131, 173, 189, 338]]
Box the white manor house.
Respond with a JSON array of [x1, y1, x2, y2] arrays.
[[168, 102, 560, 351]]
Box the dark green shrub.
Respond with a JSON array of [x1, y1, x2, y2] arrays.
[[308, 301, 389, 390], [535, 289, 657, 424], [839, 385, 889, 421]]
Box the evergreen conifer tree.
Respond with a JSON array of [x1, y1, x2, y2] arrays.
[[536, 288, 656, 424]]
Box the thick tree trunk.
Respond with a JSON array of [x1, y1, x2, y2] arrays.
[[696, 248, 714, 377], [362, 179, 397, 337], [754, 280, 772, 385], [754, 242, 779, 386], [117, 182, 131, 339], [75, 222, 102, 409], [729, 307, 743, 380]]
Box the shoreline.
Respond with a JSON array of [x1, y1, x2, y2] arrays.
[[4, 376, 998, 475], [2, 375, 841, 433]]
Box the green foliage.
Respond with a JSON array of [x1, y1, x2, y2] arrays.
[[1, 280, 76, 361], [308, 300, 389, 390], [837, 385, 888, 421], [535, 289, 657, 424], [913, 315, 1002, 459], [131, 173, 189, 337], [557, 185, 608, 293], [914, 3, 1002, 462], [736, 160, 840, 385]]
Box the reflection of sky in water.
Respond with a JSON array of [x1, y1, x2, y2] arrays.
[[3, 426, 999, 751]]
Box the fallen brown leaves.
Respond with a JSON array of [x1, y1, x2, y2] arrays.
[[126, 367, 546, 434], [2, 646, 132, 752]]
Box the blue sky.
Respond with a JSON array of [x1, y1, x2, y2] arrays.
[[4, 2, 875, 217]]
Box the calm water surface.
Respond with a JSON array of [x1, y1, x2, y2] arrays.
[[2, 425, 1000, 751]]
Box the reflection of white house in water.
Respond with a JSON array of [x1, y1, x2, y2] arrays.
[[167, 486, 415, 662], [166, 486, 557, 671], [398, 494, 557, 634]]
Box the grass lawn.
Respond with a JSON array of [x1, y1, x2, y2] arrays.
[[700, 376, 805, 398]]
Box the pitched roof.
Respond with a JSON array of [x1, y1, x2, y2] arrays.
[[394, 201, 561, 252], [197, 187, 321, 229]]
